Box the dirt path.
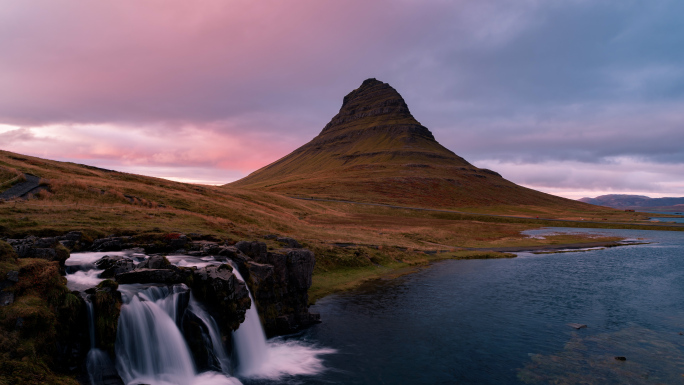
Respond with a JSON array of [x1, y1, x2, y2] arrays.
[[0, 174, 42, 200]]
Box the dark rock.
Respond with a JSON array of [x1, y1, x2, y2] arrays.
[[276, 237, 302, 249], [615, 356, 627, 361], [286, 248, 315, 290], [90, 280, 122, 356], [6, 270, 19, 282], [244, 248, 317, 336], [263, 234, 278, 240], [31, 247, 57, 260], [200, 242, 222, 256], [0, 291, 14, 306], [136, 255, 170, 269], [168, 234, 189, 250], [191, 264, 251, 332], [95, 255, 125, 270], [246, 261, 274, 288], [64, 231, 83, 241], [35, 237, 58, 248], [0, 270, 19, 291], [235, 241, 268, 263], [115, 268, 191, 285], [98, 256, 136, 278], [59, 239, 76, 249]]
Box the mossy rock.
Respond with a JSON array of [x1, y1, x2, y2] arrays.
[[0, 240, 18, 263], [91, 280, 122, 356]]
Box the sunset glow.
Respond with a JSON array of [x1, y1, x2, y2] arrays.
[[1, 0, 683, 198]]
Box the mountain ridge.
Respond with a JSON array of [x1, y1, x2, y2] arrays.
[[229, 78, 597, 211], [580, 194, 684, 211]]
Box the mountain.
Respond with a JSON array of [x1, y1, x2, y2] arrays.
[[230, 78, 594, 210], [580, 194, 684, 211]]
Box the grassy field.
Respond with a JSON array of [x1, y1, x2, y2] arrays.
[[2, 149, 682, 301]]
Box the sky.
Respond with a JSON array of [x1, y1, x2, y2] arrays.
[[1, 0, 683, 199]]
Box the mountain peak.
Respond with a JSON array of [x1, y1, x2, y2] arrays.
[[321, 78, 432, 140]]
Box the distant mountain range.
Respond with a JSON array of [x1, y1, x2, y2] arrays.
[[579, 194, 684, 212]]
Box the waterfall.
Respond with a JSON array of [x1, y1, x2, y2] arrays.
[[230, 268, 269, 376], [68, 252, 332, 384], [85, 301, 116, 385], [230, 264, 336, 380], [187, 297, 232, 374], [114, 284, 242, 385], [115, 285, 197, 385]]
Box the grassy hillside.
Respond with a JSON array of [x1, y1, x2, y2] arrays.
[[229, 79, 605, 214]]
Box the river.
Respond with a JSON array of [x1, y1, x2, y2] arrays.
[[68, 227, 684, 384], [273, 228, 684, 385]]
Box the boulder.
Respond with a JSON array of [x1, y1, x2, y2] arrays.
[[191, 264, 251, 332], [96, 256, 136, 278], [286, 248, 315, 290], [276, 237, 302, 249], [235, 241, 268, 264], [89, 280, 123, 356], [136, 255, 170, 269], [115, 267, 191, 285]]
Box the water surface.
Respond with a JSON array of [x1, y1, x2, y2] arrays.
[[274, 228, 684, 385]]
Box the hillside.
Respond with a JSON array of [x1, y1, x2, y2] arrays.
[[580, 194, 684, 212], [230, 79, 600, 213]]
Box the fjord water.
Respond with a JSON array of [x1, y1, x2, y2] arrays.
[[291, 228, 684, 385]]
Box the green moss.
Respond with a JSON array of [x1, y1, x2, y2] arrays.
[[96, 279, 119, 291], [92, 284, 121, 355], [0, 240, 17, 262]]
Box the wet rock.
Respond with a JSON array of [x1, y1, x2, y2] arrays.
[[115, 267, 191, 285], [191, 264, 251, 332], [97, 256, 136, 278], [245, 248, 317, 336], [200, 242, 222, 256], [90, 280, 122, 356], [614, 356, 627, 361], [568, 323, 587, 329], [136, 255, 170, 269], [276, 237, 302, 249]]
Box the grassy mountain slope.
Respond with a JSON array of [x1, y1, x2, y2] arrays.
[[230, 79, 600, 213]]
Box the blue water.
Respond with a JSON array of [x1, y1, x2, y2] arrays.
[[258, 228, 684, 385]]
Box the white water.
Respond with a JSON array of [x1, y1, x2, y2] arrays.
[[231, 267, 336, 379], [231, 269, 269, 376], [187, 297, 233, 374], [67, 251, 333, 384]]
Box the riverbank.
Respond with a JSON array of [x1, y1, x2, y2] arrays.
[[308, 236, 638, 303]]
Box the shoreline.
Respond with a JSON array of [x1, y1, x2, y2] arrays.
[[309, 239, 643, 303]]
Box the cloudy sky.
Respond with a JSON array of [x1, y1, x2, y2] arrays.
[[1, 0, 683, 199]]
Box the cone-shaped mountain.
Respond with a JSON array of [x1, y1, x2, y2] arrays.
[[230, 79, 588, 209]]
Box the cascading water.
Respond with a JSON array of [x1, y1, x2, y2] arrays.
[[67, 251, 333, 384], [230, 265, 336, 379], [186, 297, 232, 374], [230, 268, 269, 376]]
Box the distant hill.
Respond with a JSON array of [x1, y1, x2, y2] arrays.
[[230, 78, 598, 211], [579, 194, 684, 212]]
